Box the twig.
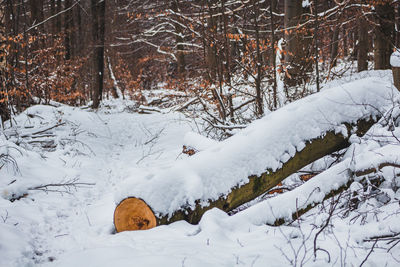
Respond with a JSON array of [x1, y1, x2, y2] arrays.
[[28, 178, 95, 195], [24, 1, 79, 33], [1, 210, 8, 223], [359, 239, 378, 267]]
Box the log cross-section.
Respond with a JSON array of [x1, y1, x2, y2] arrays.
[[114, 198, 157, 232], [114, 118, 376, 232]]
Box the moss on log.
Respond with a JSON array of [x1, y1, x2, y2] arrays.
[[115, 118, 376, 232]]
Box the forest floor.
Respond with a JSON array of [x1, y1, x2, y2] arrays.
[[1, 71, 400, 266]]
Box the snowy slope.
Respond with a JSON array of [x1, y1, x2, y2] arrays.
[[1, 77, 400, 267], [0, 102, 195, 266]]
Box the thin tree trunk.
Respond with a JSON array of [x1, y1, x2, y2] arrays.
[[91, 0, 106, 108], [330, 27, 339, 68], [21, 0, 29, 111], [374, 2, 395, 70], [171, 0, 185, 76], [64, 0, 72, 60], [76, 2, 83, 55], [343, 28, 348, 58], [314, 0, 320, 92], [206, 6, 217, 82], [221, 0, 231, 85], [269, 0, 277, 109], [0, 3, 9, 123], [357, 17, 368, 72], [50, 0, 56, 34], [254, 0, 263, 116], [397, 5, 400, 47], [56, 0, 62, 33]]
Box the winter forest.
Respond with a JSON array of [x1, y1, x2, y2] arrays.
[[1, 0, 400, 266]]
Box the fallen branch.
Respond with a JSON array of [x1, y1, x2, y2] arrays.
[[138, 105, 166, 114], [21, 122, 66, 137], [354, 162, 400, 177], [172, 97, 199, 112], [28, 178, 95, 194]]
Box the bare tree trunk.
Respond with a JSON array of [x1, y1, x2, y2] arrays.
[[50, 0, 56, 34], [284, 0, 310, 87], [206, 5, 217, 82], [56, 0, 62, 33], [253, 0, 263, 116], [76, 2, 83, 55], [357, 17, 368, 72], [91, 0, 106, 108], [64, 0, 72, 60], [330, 26, 339, 68], [397, 5, 400, 48], [28, 0, 38, 26], [171, 0, 185, 76], [343, 28, 348, 58], [314, 0, 320, 92], [21, 0, 29, 111], [0, 3, 9, 123], [98, 0, 106, 103], [374, 1, 395, 70], [221, 0, 231, 84], [269, 0, 277, 110]]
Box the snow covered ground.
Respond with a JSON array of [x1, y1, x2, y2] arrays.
[[1, 75, 400, 266]]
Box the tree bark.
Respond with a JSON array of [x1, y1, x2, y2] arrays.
[[64, 0, 72, 60], [76, 1, 83, 55], [253, 0, 263, 116], [56, 0, 62, 33], [206, 5, 217, 82], [393, 67, 400, 92], [314, 0, 320, 92], [221, 0, 231, 85], [171, 0, 185, 76], [357, 17, 368, 72], [330, 26, 339, 68], [269, 0, 278, 110], [374, 1, 395, 70], [114, 117, 377, 232], [91, 0, 106, 108], [0, 3, 9, 124], [50, 0, 56, 34], [283, 0, 311, 87]]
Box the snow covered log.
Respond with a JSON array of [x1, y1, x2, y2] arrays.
[[114, 119, 373, 232], [229, 144, 400, 227], [114, 78, 396, 232]]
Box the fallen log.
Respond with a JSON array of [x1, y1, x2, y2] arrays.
[[229, 144, 400, 227], [114, 78, 395, 232], [114, 119, 374, 232]]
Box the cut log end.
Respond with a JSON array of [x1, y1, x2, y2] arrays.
[[114, 197, 157, 232]]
